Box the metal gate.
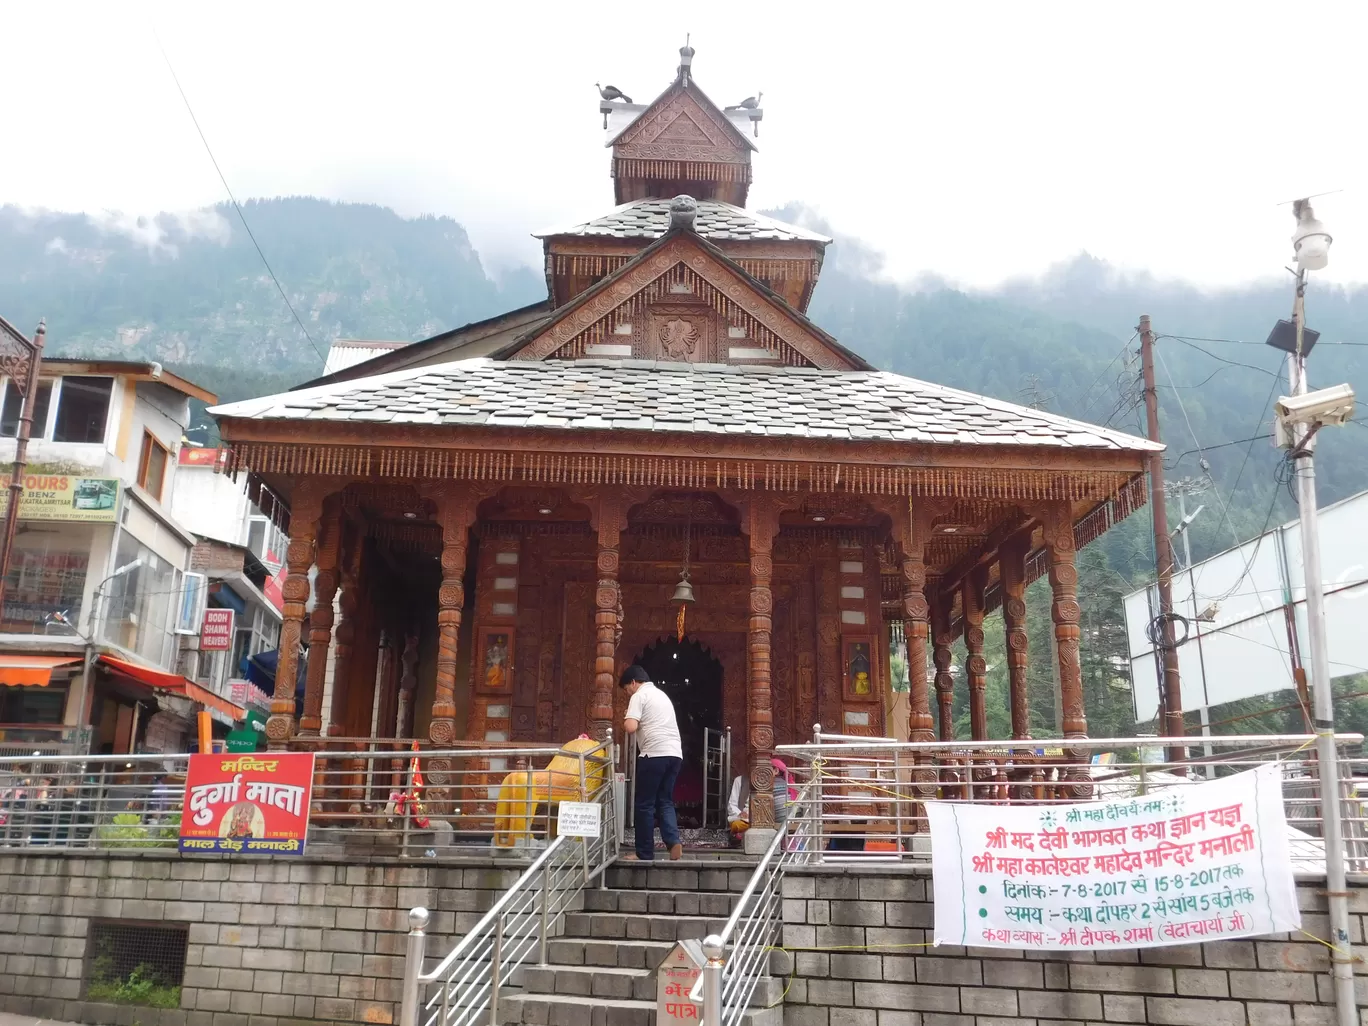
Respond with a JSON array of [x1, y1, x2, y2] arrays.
[[702, 726, 731, 828]]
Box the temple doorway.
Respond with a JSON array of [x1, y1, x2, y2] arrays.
[[632, 636, 723, 829]]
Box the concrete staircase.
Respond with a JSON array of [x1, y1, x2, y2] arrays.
[[503, 859, 784, 1026]]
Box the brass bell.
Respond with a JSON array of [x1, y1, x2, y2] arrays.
[[671, 571, 696, 605]]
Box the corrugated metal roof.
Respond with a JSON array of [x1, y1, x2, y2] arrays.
[[212, 357, 1161, 453], [322, 339, 408, 376], [537, 200, 829, 244]]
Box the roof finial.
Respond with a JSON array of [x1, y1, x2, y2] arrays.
[[678, 34, 695, 85], [669, 195, 698, 233]]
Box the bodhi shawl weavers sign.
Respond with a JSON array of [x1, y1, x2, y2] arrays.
[[927, 763, 1299, 950], [179, 753, 315, 855]]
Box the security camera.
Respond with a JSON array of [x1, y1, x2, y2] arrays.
[[1275, 383, 1356, 428]]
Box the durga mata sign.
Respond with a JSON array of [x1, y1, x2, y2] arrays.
[[179, 753, 316, 855]]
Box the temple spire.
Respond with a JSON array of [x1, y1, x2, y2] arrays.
[[677, 35, 694, 84]]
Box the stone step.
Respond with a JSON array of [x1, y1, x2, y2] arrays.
[[515, 963, 787, 1009], [603, 863, 757, 894], [499, 992, 783, 1026], [584, 887, 744, 917], [518, 964, 655, 1002], [545, 937, 677, 970], [562, 911, 730, 942]]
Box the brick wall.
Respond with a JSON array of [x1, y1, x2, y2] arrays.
[[0, 851, 552, 1026], [782, 866, 1367, 1026]]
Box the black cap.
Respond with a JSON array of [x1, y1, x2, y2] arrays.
[[619, 664, 651, 688]]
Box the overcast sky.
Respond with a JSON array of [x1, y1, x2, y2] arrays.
[[5, 2, 1368, 288]]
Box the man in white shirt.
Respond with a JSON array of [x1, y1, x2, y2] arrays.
[[620, 664, 684, 861]]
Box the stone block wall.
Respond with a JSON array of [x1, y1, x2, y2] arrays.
[[782, 866, 1367, 1026], [0, 850, 553, 1026]]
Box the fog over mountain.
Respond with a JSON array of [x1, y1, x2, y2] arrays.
[[6, 194, 1367, 737]]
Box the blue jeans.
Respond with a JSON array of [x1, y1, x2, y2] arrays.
[[634, 755, 682, 860]]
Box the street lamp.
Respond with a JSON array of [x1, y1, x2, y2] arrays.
[[1266, 199, 1357, 1026]]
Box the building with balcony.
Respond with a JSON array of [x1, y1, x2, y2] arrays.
[[0, 351, 245, 755]]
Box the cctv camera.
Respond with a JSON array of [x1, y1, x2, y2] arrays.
[[1274, 383, 1356, 428]]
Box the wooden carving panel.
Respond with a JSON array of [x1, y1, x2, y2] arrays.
[[613, 85, 751, 165], [647, 302, 716, 363], [817, 557, 842, 733], [795, 566, 817, 742], [771, 581, 794, 746]]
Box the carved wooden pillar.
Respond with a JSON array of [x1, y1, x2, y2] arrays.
[[588, 495, 623, 741], [266, 484, 324, 749], [1042, 506, 1087, 740], [895, 502, 935, 745], [393, 632, 419, 739], [962, 566, 988, 741], [430, 490, 477, 811], [325, 525, 361, 738], [930, 588, 956, 741], [746, 499, 778, 829], [1001, 538, 1032, 741], [298, 505, 341, 738]]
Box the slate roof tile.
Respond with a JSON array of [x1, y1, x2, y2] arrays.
[[211, 358, 1161, 454], [536, 200, 830, 244]]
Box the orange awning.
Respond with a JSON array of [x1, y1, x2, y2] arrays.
[[0, 655, 82, 687], [98, 655, 245, 721]]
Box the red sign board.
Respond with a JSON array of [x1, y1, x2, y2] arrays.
[[178, 447, 223, 467], [201, 608, 235, 651], [179, 752, 315, 855], [263, 569, 284, 613]]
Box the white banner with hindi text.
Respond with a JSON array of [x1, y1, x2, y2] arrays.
[[927, 763, 1300, 950]]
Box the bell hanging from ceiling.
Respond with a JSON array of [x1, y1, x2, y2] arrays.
[[671, 569, 696, 605]]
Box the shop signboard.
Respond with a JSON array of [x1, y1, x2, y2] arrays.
[[928, 763, 1299, 950], [201, 608, 235, 651], [0, 474, 119, 522], [179, 752, 315, 855]]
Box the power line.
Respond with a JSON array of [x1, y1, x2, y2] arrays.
[[1162, 336, 1282, 379], [1163, 333, 1368, 348], [153, 32, 326, 367], [1079, 333, 1138, 416], [1170, 434, 1273, 465]]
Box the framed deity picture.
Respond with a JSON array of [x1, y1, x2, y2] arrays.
[[477, 630, 515, 695], [843, 636, 876, 702]]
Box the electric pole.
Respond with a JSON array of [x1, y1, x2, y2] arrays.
[[0, 317, 46, 618], [1278, 200, 1355, 1026], [1138, 315, 1186, 764]]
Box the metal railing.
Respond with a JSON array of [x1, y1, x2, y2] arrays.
[[698, 780, 818, 1026], [773, 731, 1368, 872], [0, 737, 614, 857], [399, 743, 617, 1026]]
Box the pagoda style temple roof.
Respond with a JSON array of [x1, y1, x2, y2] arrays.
[[212, 357, 1161, 452], [537, 200, 829, 244]]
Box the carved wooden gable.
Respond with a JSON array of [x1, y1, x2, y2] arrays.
[[613, 83, 753, 166], [509, 234, 860, 370]]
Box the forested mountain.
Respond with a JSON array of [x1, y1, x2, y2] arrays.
[[4, 196, 1365, 738]]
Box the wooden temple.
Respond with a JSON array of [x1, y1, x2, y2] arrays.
[[210, 45, 1160, 826]]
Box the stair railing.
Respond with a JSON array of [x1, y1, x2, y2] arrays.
[[399, 738, 617, 1026], [699, 778, 817, 1026]]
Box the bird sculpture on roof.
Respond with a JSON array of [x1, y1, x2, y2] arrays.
[[596, 83, 633, 103], [726, 92, 762, 111]]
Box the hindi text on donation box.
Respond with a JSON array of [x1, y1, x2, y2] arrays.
[[179, 753, 316, 856], [927, 763, 1299, 950]]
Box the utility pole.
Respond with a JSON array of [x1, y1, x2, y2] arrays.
[[1137, 315, 1186, 765], [1280, 199, 1355, 1026], [1174, 487, 1214, 774], [0, 317, 46, 618]]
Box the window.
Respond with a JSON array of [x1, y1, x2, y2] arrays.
[[175, 572, 207, 634], [0, 531, 89, 634], [0, 682, 68, 724], [138, 431, 170, 501], [246, 515, 286, 568], [101, 533, 180, 668], [0, 380, 53, 438], [52, 376, 113, 443]]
